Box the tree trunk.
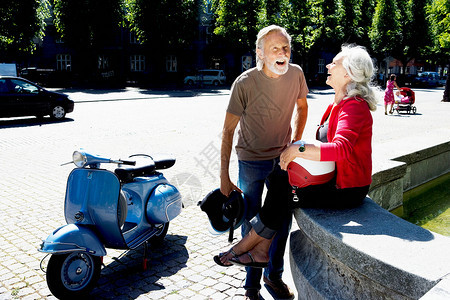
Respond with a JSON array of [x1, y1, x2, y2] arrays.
[[443, 60, 450, 102]]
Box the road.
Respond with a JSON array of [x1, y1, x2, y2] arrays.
[[0, 86, 448, 299]]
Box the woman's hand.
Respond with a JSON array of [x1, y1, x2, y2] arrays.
[[280, 144, 301, 170]]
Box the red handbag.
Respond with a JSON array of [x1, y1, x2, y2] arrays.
[[287, 157, 335, 189]]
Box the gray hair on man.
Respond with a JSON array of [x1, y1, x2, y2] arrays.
[[255, 25, 292, 71]]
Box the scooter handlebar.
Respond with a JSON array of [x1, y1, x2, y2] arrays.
[[119, 160, 136, 166]]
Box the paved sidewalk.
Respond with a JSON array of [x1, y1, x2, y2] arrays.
[[0, 86, 449, 299]]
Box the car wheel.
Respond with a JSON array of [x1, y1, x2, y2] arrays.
[[187, 80, 194, 86], [51, 105, 66, 120], [213, 80, 219, 86]]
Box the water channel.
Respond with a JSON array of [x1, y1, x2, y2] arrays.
[[391, 173, 450, 237]]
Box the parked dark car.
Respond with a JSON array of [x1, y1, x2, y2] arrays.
[[413, 72, 441, 88], [0, 76, 74, 120]]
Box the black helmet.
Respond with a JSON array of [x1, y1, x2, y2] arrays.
[[198, 188, 245, 242]]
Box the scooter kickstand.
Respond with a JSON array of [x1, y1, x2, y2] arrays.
[[142, 241, 149, 271]]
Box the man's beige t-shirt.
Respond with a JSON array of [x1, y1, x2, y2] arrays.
[[227, 64, 309, 161]]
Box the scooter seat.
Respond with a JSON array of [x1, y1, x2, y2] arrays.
[[115, 163, 155, 183], [114, 154, 176, 182]]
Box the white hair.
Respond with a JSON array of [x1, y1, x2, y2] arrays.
[[337, 44, 379, 111], [255, 25, 291, 71]]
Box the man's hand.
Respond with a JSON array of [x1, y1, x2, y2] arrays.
[[220, 176, 242, 197]]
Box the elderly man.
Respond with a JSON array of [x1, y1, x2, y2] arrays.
[[218, 25, 308, 300]]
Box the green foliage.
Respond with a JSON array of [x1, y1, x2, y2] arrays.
[[369, 0, 402, 54], [125, 0, 198, 49], [0, 0, 49, 54], [53, 0, 124, 48], [355, 0, 376, 49], [402, 0, 431, 58], [320, 0, 343, 43], [427, 0, 450, 55], [369, 0, 432, 71], [0, 0, 446, 74], [211, 0, 264, 50], [287, 0, 323, 56]]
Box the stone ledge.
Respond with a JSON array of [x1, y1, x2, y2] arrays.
[[289, 135, 450, 299], [290, 197, 450, 299]]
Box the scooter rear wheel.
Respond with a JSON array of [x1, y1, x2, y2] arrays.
[[46, 252, 102, 299], [149, 222, 169, 245]]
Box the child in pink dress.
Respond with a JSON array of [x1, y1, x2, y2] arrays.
[[384, 74, 400, 114]]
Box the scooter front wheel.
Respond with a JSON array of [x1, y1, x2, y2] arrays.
[[46, 252, 102, 299]]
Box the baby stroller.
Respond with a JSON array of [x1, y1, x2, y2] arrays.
[[394, 87, 416, 114]]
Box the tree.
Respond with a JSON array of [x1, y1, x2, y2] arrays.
[[353, 0, 376, 49], [125, 0, 198, 77], [285, 0, 323, 67], [212, 0, 264, 51], [53, 0, 123, 47], [265, 0, 284, 26], [369, 0, 402, 56], [0, 0, 49, 60], [319, 0, 344, 51], [392, 0, 432, 74], [339, 0, 361, 43], [427, 0, 450, 101], [125, 0, 197, 48], [53, 0, 124, 77]]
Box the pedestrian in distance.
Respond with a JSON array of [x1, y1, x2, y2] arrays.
[[384, 74, 400, 114], [215, 45, 378, 288], [217, 24, 309, 300]]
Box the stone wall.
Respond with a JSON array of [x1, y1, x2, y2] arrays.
[[289, 141, 450, 299]]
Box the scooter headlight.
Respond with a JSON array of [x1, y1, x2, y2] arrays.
[[73, 151, 87, 168]]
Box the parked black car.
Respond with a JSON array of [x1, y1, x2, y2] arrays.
[[0, 76, 74, 120], [412, 72, 441, 88]]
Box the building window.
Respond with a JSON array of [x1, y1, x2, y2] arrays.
[[130, 55, 145, 72], [166, 55, 177, 72], [318, 58, 325, 74], [98, 55, 109, 70], [130, 32, 139, 44], [56, 54, 71, 71]]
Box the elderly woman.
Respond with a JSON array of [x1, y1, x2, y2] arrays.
[[215, 44, 378, 268]]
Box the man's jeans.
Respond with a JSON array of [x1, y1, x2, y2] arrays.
[[238, 159, 292, 291]]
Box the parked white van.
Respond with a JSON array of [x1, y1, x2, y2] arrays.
[[0, 63, 17, 76], [184, 69, 226, 86]]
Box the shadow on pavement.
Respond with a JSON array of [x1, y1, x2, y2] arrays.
[[0, 117, 74, 129], [89, 234, 189, 299]]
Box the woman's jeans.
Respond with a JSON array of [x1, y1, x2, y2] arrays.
[[238, 159, 292, 291]]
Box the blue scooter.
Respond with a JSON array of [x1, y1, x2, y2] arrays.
[[39, 150, 183, 299]]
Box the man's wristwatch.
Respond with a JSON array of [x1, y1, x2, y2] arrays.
[[298, 140, 305, 152]]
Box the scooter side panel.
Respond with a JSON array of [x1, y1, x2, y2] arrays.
[[120, 175, 164, 248], [39, 223, 107, 256], [65, 169, 127, 249], [120, 174, 181, 248], [146, 183, 182, 224]]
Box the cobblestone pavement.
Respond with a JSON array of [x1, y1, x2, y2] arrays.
[[0, 86, 449, 299]]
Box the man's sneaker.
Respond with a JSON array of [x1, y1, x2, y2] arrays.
[[244, 289, 261, 300], [263, 276, 294, 299]]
